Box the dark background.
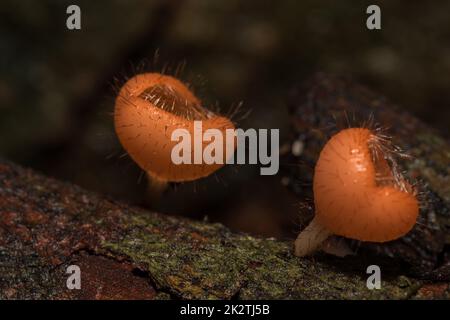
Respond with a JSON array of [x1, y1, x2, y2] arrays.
[[1, 0, 449, 239]]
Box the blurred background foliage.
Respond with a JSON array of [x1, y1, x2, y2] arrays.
[[1, 0, 449, 238]]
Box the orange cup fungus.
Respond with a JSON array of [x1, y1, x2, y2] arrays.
[[114, 73, 235, 183], [294, 128, 419, 257]]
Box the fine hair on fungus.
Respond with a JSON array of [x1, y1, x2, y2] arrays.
[[114, 72, 236, 189], [294, 127, 419, 257]]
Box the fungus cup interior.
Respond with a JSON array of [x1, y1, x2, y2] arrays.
[[114, 73, 236, 182]]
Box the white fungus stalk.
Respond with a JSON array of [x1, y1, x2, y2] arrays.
[[294, 217, 331, 257]]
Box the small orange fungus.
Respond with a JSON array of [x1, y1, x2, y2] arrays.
[[294, 128, 419, 257], [114, 73, 235, 183]]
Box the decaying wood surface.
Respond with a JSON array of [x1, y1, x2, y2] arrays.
[[0, 74, 448, 299]]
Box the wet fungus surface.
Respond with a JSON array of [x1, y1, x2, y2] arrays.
[[295, 128, 419, 257], [114, 73, 235, 183]]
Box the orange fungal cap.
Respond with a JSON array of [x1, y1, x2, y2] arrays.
[[114, 73, 235, 182], [313, 128, 419, 242]]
